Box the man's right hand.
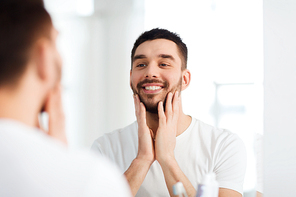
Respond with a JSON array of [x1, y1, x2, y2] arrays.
[[43, 84, 67, 145], [133, 94, 155, 164], [124, 94, 155, 196]]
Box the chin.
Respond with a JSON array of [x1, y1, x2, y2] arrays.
[[143, 99, 167, 114]]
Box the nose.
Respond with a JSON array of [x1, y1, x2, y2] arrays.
[[145, 62, 159, 78]]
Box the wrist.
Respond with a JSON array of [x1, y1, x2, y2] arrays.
[[135, 156, 154, 166], [157, 154, 176, 167]]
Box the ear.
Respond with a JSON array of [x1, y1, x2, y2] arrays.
[[33, 38, 51, 82], [130, 69, 132, 89], [181, 69, 191, 91]]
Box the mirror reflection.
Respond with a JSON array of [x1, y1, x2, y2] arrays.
[[44, 0, 263, 196]]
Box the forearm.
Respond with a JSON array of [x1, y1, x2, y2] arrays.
[[219, 188, 242, 197], [160, 158, 196, 197], [124, 158, 153, 196], [256, 191, 263, 197]]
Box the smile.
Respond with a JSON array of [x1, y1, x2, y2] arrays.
[[141, 83, 164, 94], [144, 86, 162, 90]]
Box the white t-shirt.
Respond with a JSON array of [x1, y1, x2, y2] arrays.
[[91, 117, 247, 197], [0, 119, 132, 197]]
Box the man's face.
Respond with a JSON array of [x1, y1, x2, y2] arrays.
[[130, 39, 183, 113]]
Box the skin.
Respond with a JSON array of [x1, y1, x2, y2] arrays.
[[0, 26, 66, 144], [126, 39, 242, 197]]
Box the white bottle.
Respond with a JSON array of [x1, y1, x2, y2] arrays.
[[173, 182, 188, 197], [196, 173, 219, 197]]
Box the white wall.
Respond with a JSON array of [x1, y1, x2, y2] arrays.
[[45, 0, 145, 148], [264, 0, 296, 196]]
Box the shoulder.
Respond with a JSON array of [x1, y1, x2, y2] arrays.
[[105, 121, 138, 139], [91, 121, 138, 155], [192, 118, 243, 145], [191, 119, 246, 194], [0, 120, 132, 197], [190, 118, 246, 162], [90, 121, 139, 172], [93, 121, 137, 145]]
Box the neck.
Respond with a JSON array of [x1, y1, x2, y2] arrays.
[[0, 73, 45, 128], [145, 103, 192, 137]]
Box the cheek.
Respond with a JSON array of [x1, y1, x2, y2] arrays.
[[130, 76, 137, 91], [130, 74, 140, 86], [167, 75, 180, 86]]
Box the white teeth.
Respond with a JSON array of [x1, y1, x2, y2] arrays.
[[145, 86, 161, 90]]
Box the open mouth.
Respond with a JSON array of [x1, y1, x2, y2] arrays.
[[144, 86, 162, 90], [142, 84, 164, 94], [136, 79, 168, 95]]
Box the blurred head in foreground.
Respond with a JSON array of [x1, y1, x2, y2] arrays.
[[0, 1, 62, 127]]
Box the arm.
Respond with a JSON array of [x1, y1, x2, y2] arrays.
[[124, 95, 155, 196], [124, 158, 153, 196], [160, 157, 196, 197], [219, 188, 242, 197], [155, 91, 196, 197]]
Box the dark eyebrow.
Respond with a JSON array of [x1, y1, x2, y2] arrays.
[[158, 54, 175, 61], [133, 54, 146, 62], [133, 54, 175, 62]]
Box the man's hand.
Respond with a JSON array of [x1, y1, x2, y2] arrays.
[[124, 94, 156, 196], [154, 91, 197, 197], [155, 91, 180, 164], [134, 94, 155, 164], [42, 84, 67, 145]]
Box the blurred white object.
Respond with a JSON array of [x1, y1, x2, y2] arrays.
[[76, 0, 94, 16], [173, 182, 188, 197], [196, 173, 219, 197]]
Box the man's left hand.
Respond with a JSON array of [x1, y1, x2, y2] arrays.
[[155, 91, 180, 164]]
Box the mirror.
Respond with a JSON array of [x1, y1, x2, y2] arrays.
[[44, 0, 263, 196]]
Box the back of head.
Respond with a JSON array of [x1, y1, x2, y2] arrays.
[[131, 28, 188, 70], [0, 0, 52, 88], [1, 0, 45, 6]]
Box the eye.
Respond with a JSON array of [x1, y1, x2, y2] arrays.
[[136, 63, 146, 67], [160, 63, 168, 67]]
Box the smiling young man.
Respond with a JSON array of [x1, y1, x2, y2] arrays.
[[92, 28, 247, 197]]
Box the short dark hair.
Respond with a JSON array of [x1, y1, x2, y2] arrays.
[[0, 2, 52, 87], [131, 28, 188, 70]]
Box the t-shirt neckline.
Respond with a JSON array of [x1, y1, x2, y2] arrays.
[[176, 116, 196, 141]]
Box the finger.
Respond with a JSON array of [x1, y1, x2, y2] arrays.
[[158, 101, 166, 127], [150, 129, 155, 141], [165, 92, 173, 117], [43, 84, 62, 113], [47, 87, 64, 132], [172, 91, 179, 113], [43, 92, 51, 113], [133, 94, 138, 116], [172, 91, 180, 122], [52, 85, 62, 110], [139, 102, 147, 125], [134, 94, 141, 119], [36, 113, 46, 132]]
